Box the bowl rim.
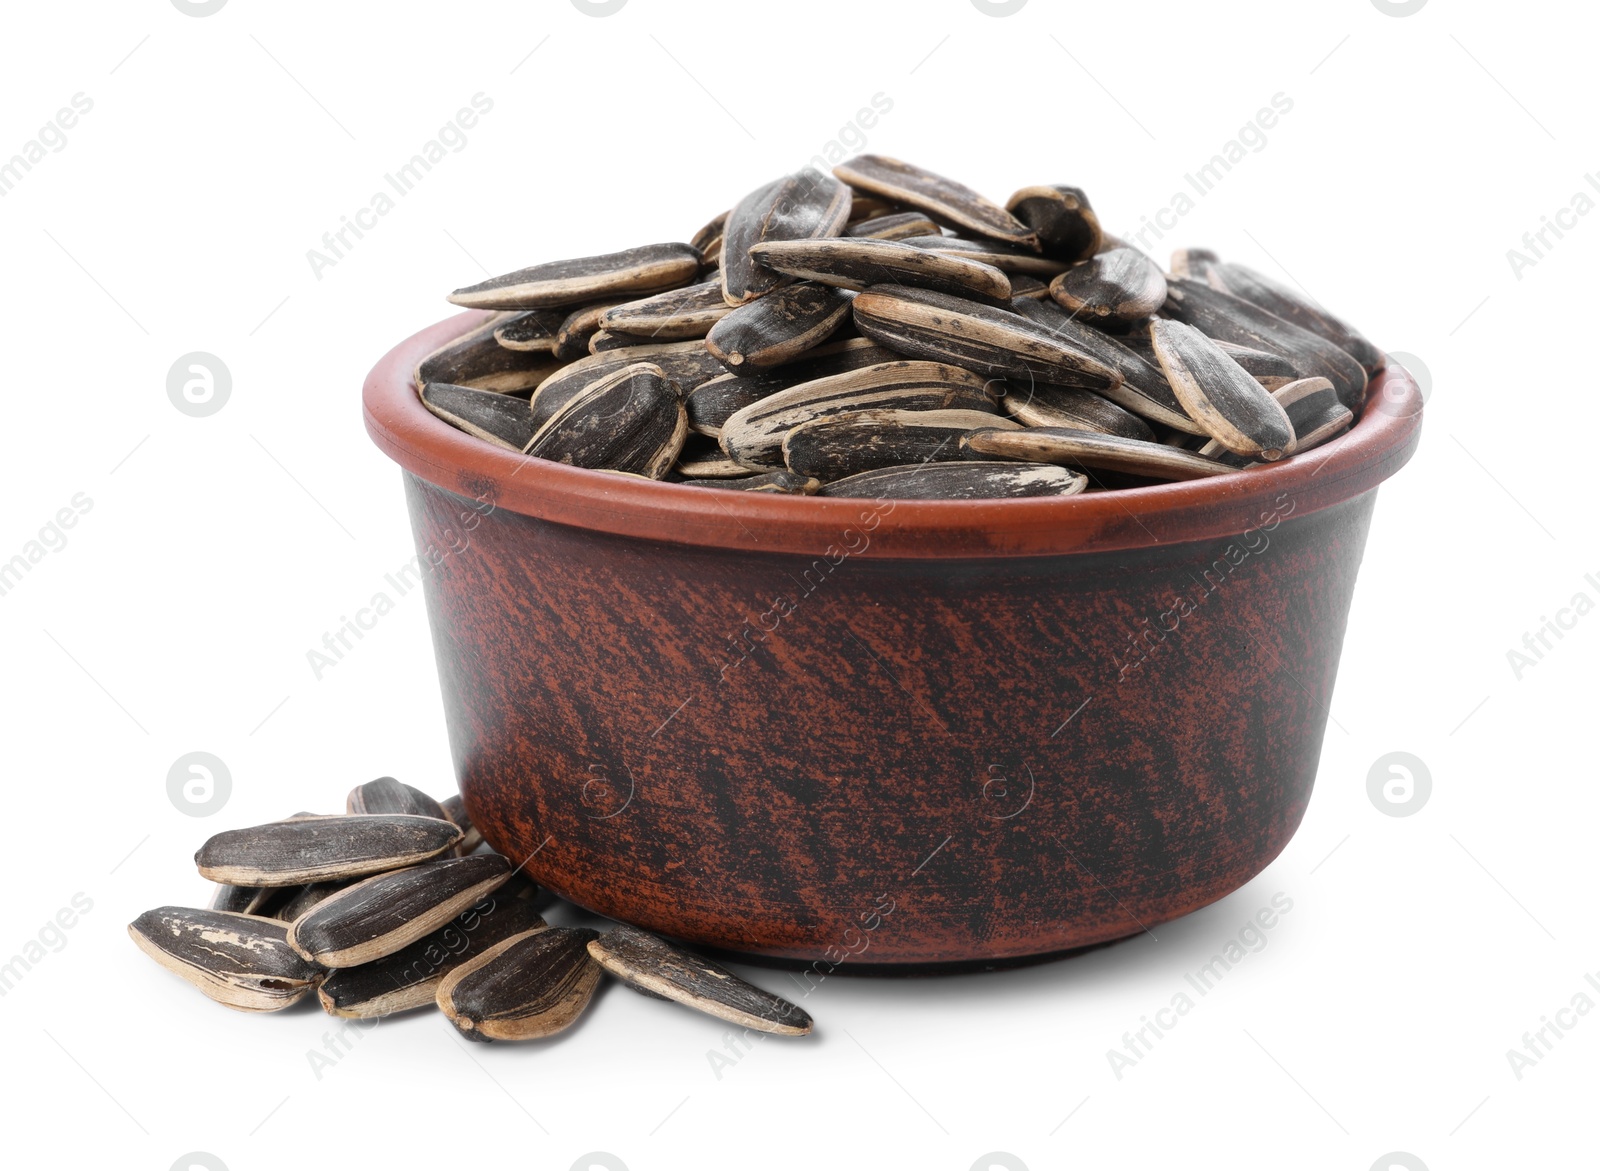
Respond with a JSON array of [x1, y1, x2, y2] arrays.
[[363, 309, 1424, 559]]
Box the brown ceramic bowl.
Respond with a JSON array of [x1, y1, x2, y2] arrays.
[[364, 311, 1423, 966]]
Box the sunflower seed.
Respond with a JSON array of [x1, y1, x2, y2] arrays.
[[721, 170, 853, 306], [275, 881, 347, 923], [748, 237, 1012, 304], [681, 470, 822, 493], [419, 382, 536, 451], [128, 907, 323, 1012], [1048, 248, 1168, 325], [531, 342, 725, 432], [852, 285, 1120, 392], [962, 426, 1238, 480], [599, 280, 731, 341], [1149, 318, 1296, 460], [845, 211, 942, 240], [1001, 384, 1157, 441], [817, 460, 1087, 499], [1272, 376, 1352, 451], [526, 362, 686, 477], [690, 209, 728, 265], [587, 926, 813, 1035], [720, 359, 999, 469], [1008, 274, 1050, 301], [493, 309, 566, 353], [413, 313, 563, 394], [209, 884, 281, 915], [1169, 248, 1221, 282], [842, 192, 901, 222], [553, 301, 627, 362], [685, 339, 896, 437], [704, 282, 853, 369], [318, 893, 548, 1019], [1208, 261, 1382, 373], [195, 815, 463, 887], [835, 155, 1038, 249], [436, 926, 602, 1042], [346, 777, 448, 820], [1120, 331, 1300, 392], [440, 793, 484, 856], [448, 243, 704, 311], [588, 329, 658, 353], [287, 854, 512, 967], [1004, 185, 1102, 261], [1161, 277, 1368, 410], [783, 408, 1018, 479], [896, 234, 1068, 278]]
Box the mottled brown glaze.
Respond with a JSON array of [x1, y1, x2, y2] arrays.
[[364, 312, 1423, 965]]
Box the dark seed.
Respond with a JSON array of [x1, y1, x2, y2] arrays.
[[275, 881, 347, 923], [493, 308, 566, 353], [588, 329, 659, 353], [1004, 185, 1102, 261], [1002, 384, 1157, 442], [720, 359, 999, 469], [530, 342, 726, 432], [436, 926, 602, 1042], [128, 907, 323, 1012], [1008, 274, 1050, 301], [196, 815, 463, 887], [287, 854, 513, 968], [962, 425, 1238, 481], [599, 280, 731, 341], [690, 209, 729, 265], [413, 313, 563, 394], [587, 926, 813, 1035], [1049, 248, 1168, 325], [553, 301, 627, 362], [895, 234, 1068, 278], [817, 460, 1087, 499], [346, 777, 448, 820], [1148, 318, 1296, 460], [782, 408, 1018, 479], [851, 284, 1121, 392], [835, 155, 1038, 249], [448, 243, 703, 311], [748, 237, 1012, 304], [845, 211, 942, 240], [525, 362, 687, 478], [1272, 376, 1352, 451], [686, 339, 897, 437], [675, 433, 753, 478], [1209, 261, 1383, 373], [721, 170, 853, 305], [704, 282, 853, 369], [420, 382, 536, 452], [681, 470, 822, 493], [318, 894, 548, 1019]]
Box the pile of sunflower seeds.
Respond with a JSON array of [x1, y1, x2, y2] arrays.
[[129, 777, 811, 1040], [415, 154, 1381, 499]]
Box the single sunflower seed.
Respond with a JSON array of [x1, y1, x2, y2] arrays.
[[895, 234, 1069, 278], [1208, 261, 1383, 373], [525, 362, 687, 478], [704, 282, 853, 369], [845, 211, 942, 240], [530, 342, 726, 432], [413, 313, 563, 394], [1048, 248, 1168, 325], [346, 777, 448, 820], [961, 426, 1238, 481], [1004, 185, 1102, 261], [686, 339, 896, 437], [720, 170, 853, 305], [587, 926, 813, 1036], [553, 301, 628, 362], [448, 243, 704, 311], [588, 329, 659, 353], [195, 815, 463, 887], [852, 284, 1121, 392], [749, 237, 1012, 305], [720, 359, 999, 469], [287, 854, 513, 967], [681, 470, 822, 493], [1149, 318, 1296, 460], [782, 408, 1019, 479], [492, 308, 566, 353], [817, 460, 1087, 499], [128, 907, 323, 1013], [1001, 384, 1157, 441], [436, 926, 602, 1042], [420, 383, 536, 452], [835, 155, 1038, 250], [599, 280, 732, 341], [440, 793, 484, 856], [275, 881, 348, 923], [317, 893, 549, 1019], [209, 884, 277, 915], [1272, 376, 1352, 451]]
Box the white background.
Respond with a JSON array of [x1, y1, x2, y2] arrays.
[[1, 1, 1593, 1168]]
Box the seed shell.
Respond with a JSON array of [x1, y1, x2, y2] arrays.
[[525, 362, 687, 477], [1149, 318, 1296, 460], [675, 433, 754, 478], [720, 170, 853, 305], [440, 793, 484, 856], [420, 383, 536, 452], [530, 342, 726, 432], [1004, 185, 1102, 261], [681, 470, 822, 494], [817, 461, 1087, 500], [1002, 384, 1157, 442], [720, 359, 999, 469], [1272, 376, 1352, 451], [317, 894, 549, 1019], [690, 209, 729, 264], [1048, 248, 1168, 325], [1008, 274, 1050, 301], [492, 308, 566, 352], [704, 282, 853, 369], [599, 280, 731, 341], [895, 234, 1069, 278], [436, 926, 602, 1042], [275, 881, 348, 923], [346, 777, 448, 820], [448, 243, 703, 311], [287, 854, 513, 968], [962, 426, 1238, 481], [749, 237, 1012, 304], [587, 926, 813, 1035], [835, 155, 1038, 249], [686, 339, 896, 437], [553, 301, 627, 362], [845, 211, 942, 240], [413, 313, 563, 394], [195, 815, 463, 887], [128, 907, 323, 1013], [782, 408, 1018, 479]]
